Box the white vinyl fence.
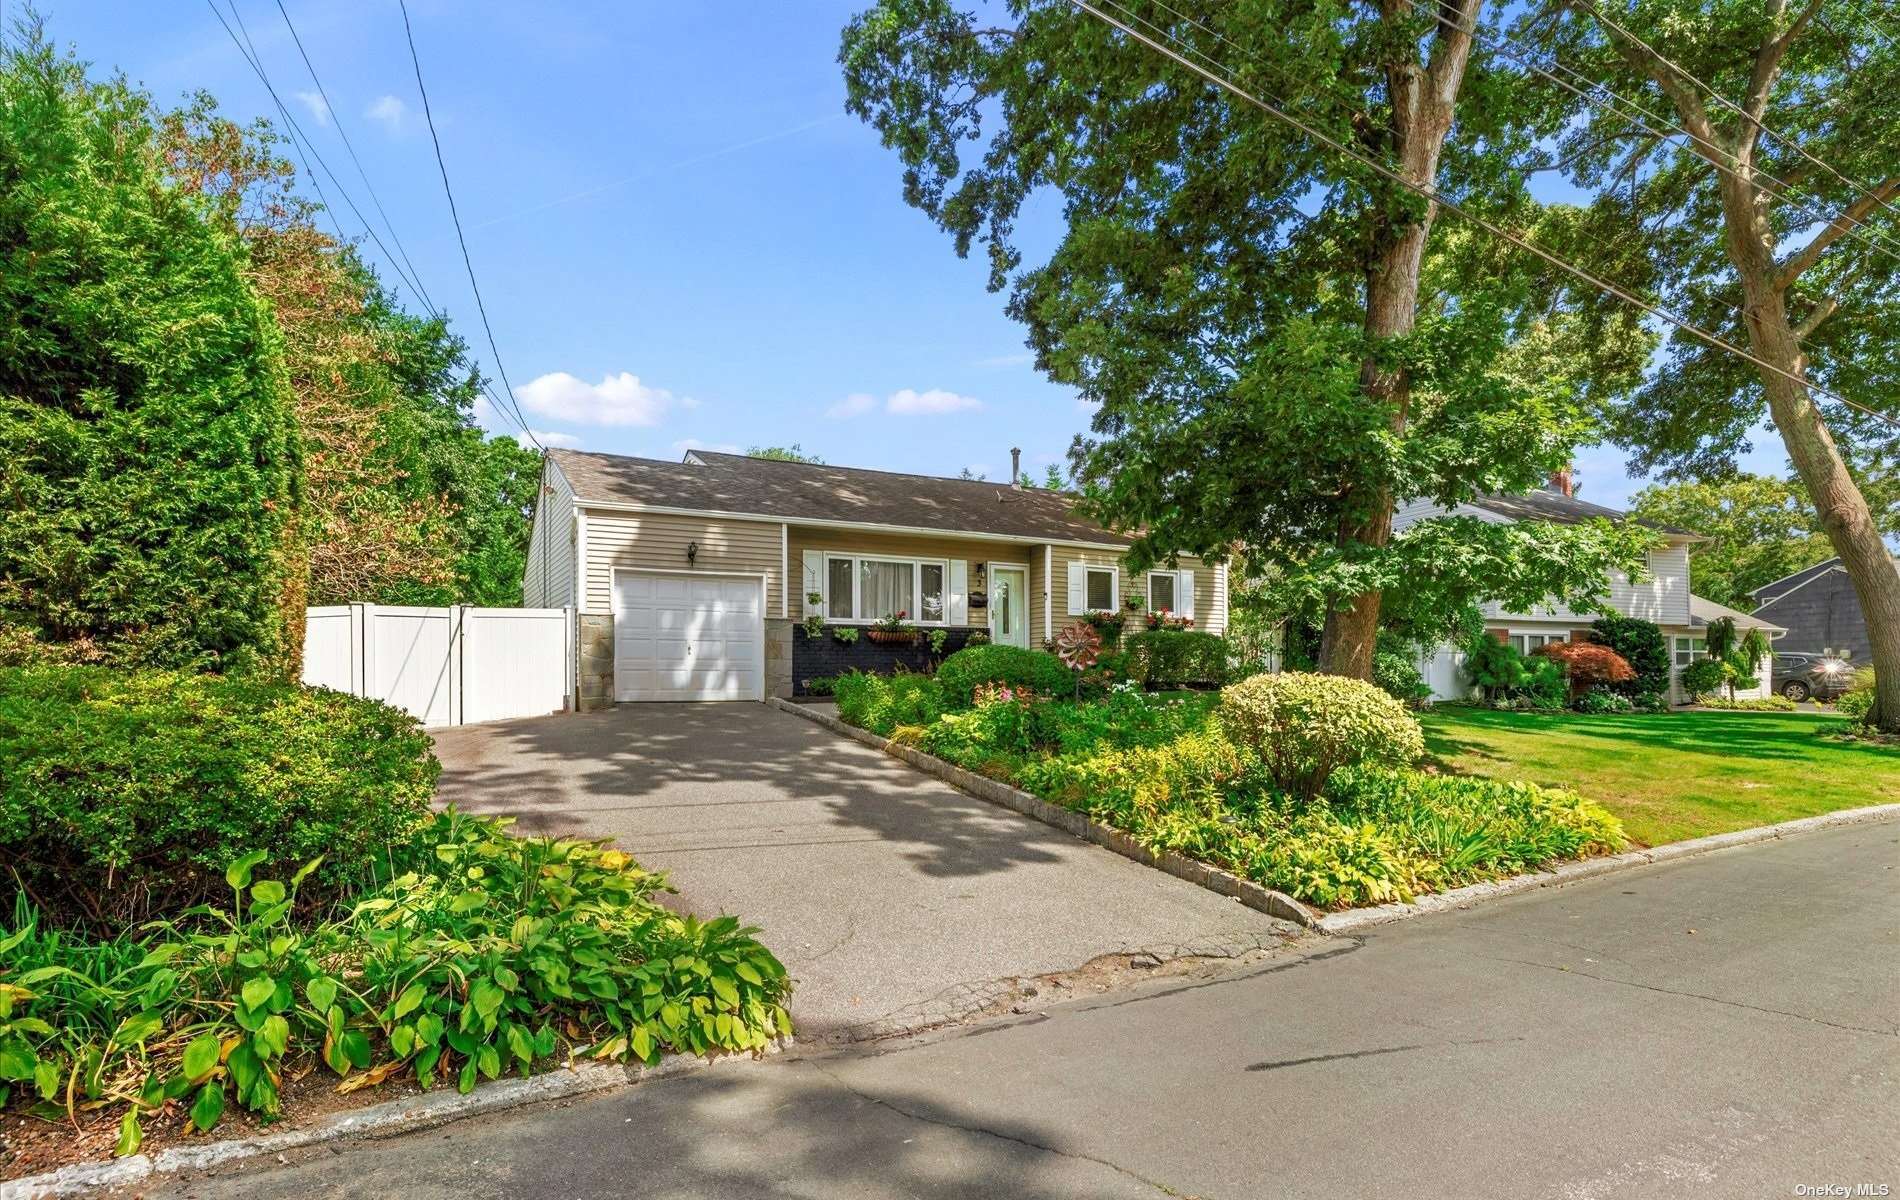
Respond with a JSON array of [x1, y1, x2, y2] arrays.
[[303, 604, 573, 727]]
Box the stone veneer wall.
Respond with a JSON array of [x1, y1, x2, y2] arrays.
[[577, 613, 615, 712], [764, 618, 794, 700]]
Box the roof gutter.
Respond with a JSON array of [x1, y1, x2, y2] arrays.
[[567, 495, 1140, 553]]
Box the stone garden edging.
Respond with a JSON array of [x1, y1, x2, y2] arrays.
[[772, 698, 1900, 943], [1, 1043, 788, 1200], [767, 697, 1320, 928]]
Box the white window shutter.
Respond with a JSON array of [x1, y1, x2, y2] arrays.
[[1067, 561, 1086, 615], [801, 551, 823, 616], [948, 560, 968, 625], [1178, 570, 1195, 619]]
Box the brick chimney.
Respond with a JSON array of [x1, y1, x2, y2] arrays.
[[1549, 466, 1574, 498], [1010, 447, 1022, 488]]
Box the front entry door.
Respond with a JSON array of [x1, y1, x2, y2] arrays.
[[989, 565, 1030, 648]]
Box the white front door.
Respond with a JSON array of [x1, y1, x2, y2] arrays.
[[613, 572, 763, 701], [989, 565, 1029, 648]]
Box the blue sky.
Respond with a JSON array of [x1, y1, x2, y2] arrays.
[[39, 0, 1783, 507]]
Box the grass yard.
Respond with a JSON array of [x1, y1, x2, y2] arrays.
[[1420, 706, 1897, 847]]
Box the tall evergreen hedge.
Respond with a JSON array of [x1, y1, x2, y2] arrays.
[[0, 38, 297, 671]]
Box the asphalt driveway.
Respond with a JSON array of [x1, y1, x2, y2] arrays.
[[430, 703, 1298, 1040]]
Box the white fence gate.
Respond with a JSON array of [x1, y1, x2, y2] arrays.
[[303, 604, 573, 727]]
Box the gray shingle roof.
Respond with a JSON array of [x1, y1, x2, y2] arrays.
[[1469, 489, 1697, 537], [547, 449, 1132, 545]]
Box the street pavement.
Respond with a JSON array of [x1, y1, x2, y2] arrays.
[[142, 816, 1899, 1199]]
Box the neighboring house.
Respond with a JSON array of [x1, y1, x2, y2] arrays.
[[1749, 556, 1896, 662], [1397, 478, 1784, 704], [523, 448, 1227, 706]]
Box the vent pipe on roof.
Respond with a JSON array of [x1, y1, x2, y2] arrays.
[[1010, 447, 1022, 488]]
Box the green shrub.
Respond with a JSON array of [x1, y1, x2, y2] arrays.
[[1679, 657, 1727, 701], [1836, 668, 1876, 722], [1573, 687, 1635, 714], [1698, 694, 1797, 711], [1327, 768, 1626, 891], [0, 667, 437, 926], [935, 644, 1072, 708], [832, 670, 945, 734], [1462, 633, 1526, 700], [1122, 630, 1228, 688], [1217, 672, 1424, 800], [0, 38, 298, 672], [801, 675, 838, 696], [0, 811, 792, 1147], [1372, 649, 1431, 706], [1589, 616, 1670, 697]]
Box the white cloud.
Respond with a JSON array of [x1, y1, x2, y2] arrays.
[[365, 94, 408, 131], [294, 90, 329, 126], [518, 429, 581, 449], [832, 388, 983, 419], [518, 371, 686, 427], [673, 438, 741, 455], [826, 392, 879, 419], [888, 388, 981, 415]]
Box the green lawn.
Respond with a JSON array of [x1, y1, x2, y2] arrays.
[[1419, 706, 1896, 847]]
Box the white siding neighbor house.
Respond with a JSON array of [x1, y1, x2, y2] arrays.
[[1396, 480, 1784, 705]]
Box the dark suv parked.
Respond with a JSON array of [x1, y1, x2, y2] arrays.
[[1771, 653, 1856, 702]]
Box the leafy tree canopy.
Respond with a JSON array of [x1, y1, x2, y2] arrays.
[[842, 0, 1655, 657], [747, 444, 825, 463], [160, 96, 537, 609]]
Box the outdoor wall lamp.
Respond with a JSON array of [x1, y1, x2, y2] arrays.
[[686, 541, 699, 565]]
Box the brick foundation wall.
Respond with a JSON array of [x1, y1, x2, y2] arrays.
[[791, 626, 988, 695]]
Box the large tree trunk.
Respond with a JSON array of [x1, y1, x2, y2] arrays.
[[1729, 251, 1900, 730], [1317, 0, 1481, 678]]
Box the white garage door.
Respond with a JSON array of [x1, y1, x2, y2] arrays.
[[613, 572, 763, 701]]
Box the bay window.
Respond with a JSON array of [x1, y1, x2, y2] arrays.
[[823, 554, 948, 623]]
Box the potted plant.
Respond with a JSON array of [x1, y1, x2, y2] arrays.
[[866, 610, 919, 645]]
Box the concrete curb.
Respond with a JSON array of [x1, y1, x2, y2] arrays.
[[2, 1044, 786, 1200], [769, 698, 1319, 928], [1315, 801, 1900, 936], [772, 700, 1900, 942]]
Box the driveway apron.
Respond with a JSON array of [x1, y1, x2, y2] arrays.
[[430, 703, 1297, 1040]]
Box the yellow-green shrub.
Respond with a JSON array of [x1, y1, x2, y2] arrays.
[[1218, 671, 1423, 799]]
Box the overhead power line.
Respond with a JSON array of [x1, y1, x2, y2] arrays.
[[1574, 0, 1900, 235], [206, 0, 541, 448], [269, 0, 438, 316], [396, 0, 542, 453], [1144, 0, 1900, 285], [206, 0, 439, 317], [1070, 0, 1900, 433]]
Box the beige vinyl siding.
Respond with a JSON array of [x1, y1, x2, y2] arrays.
[[787, 526, 1033, 629], [523, 456, 577, 608], [1044, 546, 1223, 634], [582, 510, 783, 615]]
